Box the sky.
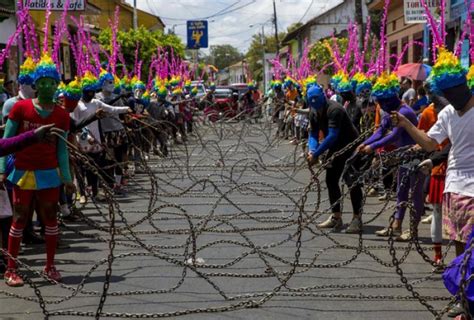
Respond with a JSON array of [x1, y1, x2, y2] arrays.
[[125, 0, 343, 53]]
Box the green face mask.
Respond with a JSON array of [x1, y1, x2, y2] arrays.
[[35, 77, 58, 104]]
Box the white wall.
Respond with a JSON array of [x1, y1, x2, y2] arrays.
[[0, 16, 17, 44]]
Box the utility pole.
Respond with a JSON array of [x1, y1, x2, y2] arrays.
[[354, 0, 363, 50], [133, 0, 138, 29], [261, 25, 266, 93], [273, 0, 279, 55]]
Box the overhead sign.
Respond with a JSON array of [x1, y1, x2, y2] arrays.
[[187, 20, 208, 49], [23, 0, 86, 11], [404, 0, 450, 24]]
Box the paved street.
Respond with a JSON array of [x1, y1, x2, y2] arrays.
[[0, 122, 454, 320]]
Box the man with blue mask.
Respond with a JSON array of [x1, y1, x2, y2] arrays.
[[306, 83, 363, 233]]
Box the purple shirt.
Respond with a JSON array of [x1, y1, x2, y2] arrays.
[[0, 130, 37, 157], [364, 105, 418, 150]]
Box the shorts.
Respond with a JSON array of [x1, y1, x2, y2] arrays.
[[12, 186, 60, 206], [442, 192, 474, 243]]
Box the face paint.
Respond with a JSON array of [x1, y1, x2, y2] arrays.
[[442, 83, 472, 111], [35, 78, 59, 104], [82, 90, 95, 102], [20, 84, 36, 99], [377, 96, 401, 113], [102, 80, 114, 93]]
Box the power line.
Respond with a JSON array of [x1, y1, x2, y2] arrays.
[[298, 0, 314, 23]]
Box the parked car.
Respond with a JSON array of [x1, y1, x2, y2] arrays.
[[203, 87, 238, 122]]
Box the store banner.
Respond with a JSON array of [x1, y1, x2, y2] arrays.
[[404, 0, 450, 24], [23, 0, 85, 11]]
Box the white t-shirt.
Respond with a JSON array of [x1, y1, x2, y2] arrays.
[[428, 104, 474, 197]]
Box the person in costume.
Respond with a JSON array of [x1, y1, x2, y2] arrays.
[[392, 48, 474, 256], [2, 56, 37, 123], [170, 87, 186, 143], [0, 53, 75, 286], [306, 83, 364, 233], [147, 84, 171, 157], [336, 74, 362, 132], [96, 69, 130, 195], [416, 81, 449, 266], [358, 72, 422, 240], [72, 71, 130, 203]]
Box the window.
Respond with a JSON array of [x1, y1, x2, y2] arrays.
[[401, 37, 409, 64], [389, 41, 398, 71]]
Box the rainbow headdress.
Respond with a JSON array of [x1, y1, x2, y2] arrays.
[[113, 74, 121, 94], [120, 75, 132, 92], [33, 52, 60, 83], [467, 65, 474, 93], [336, 73, 354, 93], [430, 47, 467, 90], [371, 72, 400, 100], [142, 90, 150, 106], [271, 80, 282, 89], [247, 81, 256, 90], [81, 71, 99, 91], [184, 79, 192, 91], [64, 77, 83, 101], [152, 76, 166, 91], [330, 70, 345, 89], [302, 75, 317, 96], [157, 85, 168, 98], [191, 86, 198, 96], [19, 56, 36, 85], [172, 87, 183, 96], [283, 76, 297, 88], [131, 76, 146, 91], [352, 72, 372, 96], [209, 82, 216, 90], [169, 76, 181, 88], [99, 69, 114, 86]]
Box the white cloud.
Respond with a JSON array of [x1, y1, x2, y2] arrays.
[[127, 0, 339, 52]]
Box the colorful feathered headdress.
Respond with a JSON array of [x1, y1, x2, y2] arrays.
[[172, 87, 183, 96], [34, 52, 60, 83], [336, 73, 354, 93], [247, 80, 256, 90], [142, 90, 150, 106], [157, 85, 168, 98], [120, 75, 132, 92], [184, 79, 192, 90], [64, 77, 83, 101], [330, 70, 345, 89], [131, 76, 146, 91], [19, 56, 36, 85], [352, 72, 372, 96], [467, 65, 474, 93], [99, 68, 114, 86], [371, 72, 400, 100], [430, 47, 467, 90], [302, 75, 317, 96], [81, 71, 99, 91], [191, 86, 198, 96], [271, 80, 282, 89]]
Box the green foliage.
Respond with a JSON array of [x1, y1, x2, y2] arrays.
[[245, 32, 285, 83], [287, 22, 303, 33], [204, 45, 243, 70], [98, 26, 185, 80], [308, 38, 348, 75]]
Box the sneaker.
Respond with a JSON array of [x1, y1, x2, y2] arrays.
[[79, 196, 87, 205], [345, 217, 362, 234], [378, 193, 389, 201], [395, 230, 412, 242], [317, 215, 343, 230], [447, 303, 465, 318], [4, 269, 24, 287], [421, 214, 433, 224], [367, 188, 378, 197], [43, 266, 62, 282], [59, 204, 71, 217], [375, 227, 402, 237]]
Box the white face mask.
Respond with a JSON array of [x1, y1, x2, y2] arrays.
[[20, 84, 36, 99], [134, 89, 144, 100], [102, 80, 114, 93]]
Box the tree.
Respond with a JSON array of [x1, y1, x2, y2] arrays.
[[205, 45, 243, 70], [308, 38, 348, 75], [287, 22, 303, 33], [245, 32, 286, 83], [97, 26, 185, 81]]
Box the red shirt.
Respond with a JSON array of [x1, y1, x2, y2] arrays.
[[9, 99, 70, 170]]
